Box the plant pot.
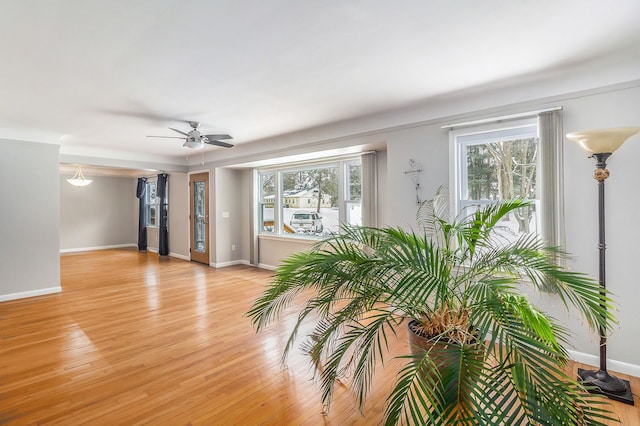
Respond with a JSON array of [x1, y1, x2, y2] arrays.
[[407, 319, 483, 407], [407, 318, 470, 354]]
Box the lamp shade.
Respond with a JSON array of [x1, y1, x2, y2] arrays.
[[183, 139, 204, 150], [566, 127, 640, 154], [66, 165, 92, 186]]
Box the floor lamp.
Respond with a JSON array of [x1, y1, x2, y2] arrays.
[[566, 127, 640, 405]]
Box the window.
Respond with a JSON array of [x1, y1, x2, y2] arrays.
[[259, 171, 275, 233], [452, 119, 540, 240], [280, 165, 338, 235], [345, 160, 362, 226], [449, 110, 563, 247], [258, 157, 363, 238], [145, 181, 158, 226]]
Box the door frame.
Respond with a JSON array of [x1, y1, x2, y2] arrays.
[[188, 170, 210, 265]]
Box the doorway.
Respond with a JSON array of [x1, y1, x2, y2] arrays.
[[189, 172, 209, 264]]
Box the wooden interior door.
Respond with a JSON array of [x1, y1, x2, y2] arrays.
[[189, 172, 210, 264]]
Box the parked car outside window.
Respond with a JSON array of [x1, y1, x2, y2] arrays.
[[290, 211, 323, 233]]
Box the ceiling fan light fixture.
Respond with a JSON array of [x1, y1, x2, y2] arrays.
[[183, 139, 204, 150], [66, 165, 92, 186], [148, 122, 233, 150]]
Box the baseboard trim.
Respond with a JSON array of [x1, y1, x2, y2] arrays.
[[568, 349, 640, 378], [257, 263, 277, 271], [60, 245, 190, 261], [210, 260, 251, 268], [169, 252, 190, 261], [60, 243, 137, 253], [0, 286, 62, 302]]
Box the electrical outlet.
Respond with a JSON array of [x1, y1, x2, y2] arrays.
[[231, 244, 236, 251]]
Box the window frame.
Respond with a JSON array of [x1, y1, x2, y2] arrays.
[[450, 118, 542, 237], [144, 180, 157, 227], [144, 179, 168, 228], [344, 159, 363, 227], [257, 156, 363, 240]]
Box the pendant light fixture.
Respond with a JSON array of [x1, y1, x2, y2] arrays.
[[66, 165, 93, 187]]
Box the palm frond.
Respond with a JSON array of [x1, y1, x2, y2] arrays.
[[247, 191, 618, 425]]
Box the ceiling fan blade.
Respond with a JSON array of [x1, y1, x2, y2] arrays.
[[169, 127, 190, 136], [204, 139, 234, 148], [147, 135, 186, 139], [204, 134, 232, 141]]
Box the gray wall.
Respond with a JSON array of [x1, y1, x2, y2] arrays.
[[257, 236, 314, 269], [213, 168, 245, 266], [4, 78, 632, 372], [253, 152, 388, 268], [207, 81, 640, 373], [376, 150, 388, 227], [0, 140, 60, 300], [382, 83, 640, 372], [139, 173, 189, 259], [60, 175, 136, 251], [168, 172, 189, 258], [240, 169, 252, 263]]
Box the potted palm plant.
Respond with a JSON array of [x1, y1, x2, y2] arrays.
[[248, 189, 618, 425]]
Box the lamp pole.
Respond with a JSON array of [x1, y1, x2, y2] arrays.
[[566, 128, 640, 405], [593, 152, 609, 373]]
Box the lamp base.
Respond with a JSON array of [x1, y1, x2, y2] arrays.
[[578, 368, 635, 405]]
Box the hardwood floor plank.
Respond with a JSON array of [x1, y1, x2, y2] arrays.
[[0, 248, 638, 424]]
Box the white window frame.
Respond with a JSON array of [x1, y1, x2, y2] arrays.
[[256, 156, 363, 240], [450, 118, 542, 236], [144, 178, 168, 228], [145, 180, 157, 227], [344, 159, 363, 227]]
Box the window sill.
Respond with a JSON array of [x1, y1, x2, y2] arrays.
[[258, 233, 320, 244]]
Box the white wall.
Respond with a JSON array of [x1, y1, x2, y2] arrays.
[[60, 175, 136, 251], [0, 140, 60, 301]]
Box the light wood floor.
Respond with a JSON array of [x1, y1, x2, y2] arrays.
[[1, 249, 638, 425]]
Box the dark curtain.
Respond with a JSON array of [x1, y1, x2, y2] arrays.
[[157, 173, 169, 256], [136, 177, 147, 250]]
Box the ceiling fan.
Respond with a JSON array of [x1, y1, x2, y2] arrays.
[[147, 121, 233, 150]]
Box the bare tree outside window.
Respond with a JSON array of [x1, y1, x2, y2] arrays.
[[456, 122, 540, 240], [260, 172, 275, 232], [466, 138, 538, 233], [347, 163, 362, 201], [282, 167, 338, 211]]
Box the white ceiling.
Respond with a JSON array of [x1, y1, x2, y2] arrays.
[[2, 0, 640, 166]]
